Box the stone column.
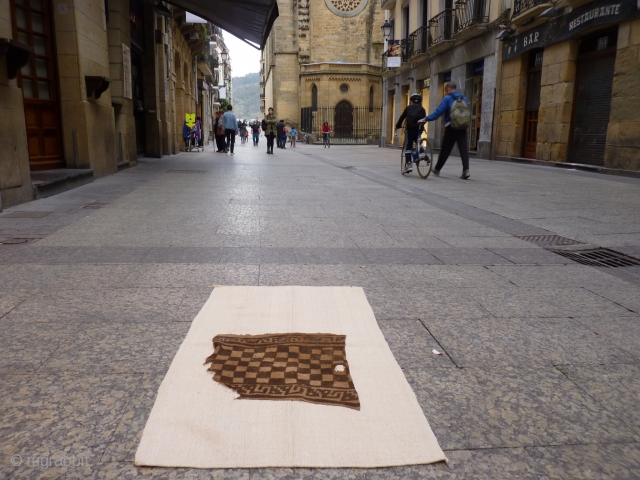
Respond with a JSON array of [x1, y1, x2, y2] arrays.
[[107, 0, 136, 166], [0, 0, 32, 208], [496, 55, 527, 158], [605, 18, 640, 171], [53, 0, 117, 176], [536, 40, 577, 162]]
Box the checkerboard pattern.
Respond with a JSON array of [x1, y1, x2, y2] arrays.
[[205, 333, 360, 409]]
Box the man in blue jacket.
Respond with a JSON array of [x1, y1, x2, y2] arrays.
[[222, 104, 239, 154], [419, 82, 470, 179]]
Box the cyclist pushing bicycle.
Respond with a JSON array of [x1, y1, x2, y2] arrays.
[[395, 93, 426, 174]]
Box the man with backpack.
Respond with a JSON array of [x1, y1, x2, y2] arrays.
[[419, 81, 471, 179], [395, 93, 426, 174]]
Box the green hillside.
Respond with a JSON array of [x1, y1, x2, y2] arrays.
[[231, 72, 260, 121]]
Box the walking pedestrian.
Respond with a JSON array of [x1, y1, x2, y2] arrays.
[[321, 122, 332, 148], [239, 119, 248, 145], [251, 119, 261, 146], [222, 104, 239, 154], [264, 107, 277, 154], [276, 120, 286, 149], [289, 126, 297, 148], [419, 81, 471, 179], [214, 110, 226, 152]]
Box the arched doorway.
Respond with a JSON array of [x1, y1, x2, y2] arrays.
[[334, 100, 353, 138]]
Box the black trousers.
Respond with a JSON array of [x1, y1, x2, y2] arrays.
[[215, 135, 226, 151], [266, 133, 275, 152], [435, 126, 470, 171], [404, 126, 420, 161], [225, 129, 236, 153]]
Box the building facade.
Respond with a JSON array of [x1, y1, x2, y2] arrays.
[[494, 0, 640, 170], [260, 0, 386, 142], [381, 0, 506, 158], [0, 1, 229, 210]]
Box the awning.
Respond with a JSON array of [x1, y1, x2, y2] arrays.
[[168, 0, 279, 49]]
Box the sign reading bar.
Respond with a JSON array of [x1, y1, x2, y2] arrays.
[[503, 0, 640, 60]]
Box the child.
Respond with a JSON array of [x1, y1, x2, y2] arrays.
[[289, 127, 297, 148]]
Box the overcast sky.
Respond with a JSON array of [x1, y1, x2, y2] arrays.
[[223, 30, 261, 79]]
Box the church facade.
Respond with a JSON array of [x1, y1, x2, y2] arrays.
[[260, 0, 386, 142]]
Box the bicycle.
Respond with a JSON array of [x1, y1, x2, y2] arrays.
[[398, 124, 433, 179], [301, 131, 311, 144]]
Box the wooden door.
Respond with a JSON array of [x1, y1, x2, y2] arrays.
[[334, 100, 353, 138], [11, 0, 64, 170], [523, 52, 542, 159], [523, 110, 538, 158]]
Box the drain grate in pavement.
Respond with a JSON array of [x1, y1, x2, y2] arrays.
[[82, 201, 109, 209], [516, 234, 584, 247], [1, 211, 51, 218], [167, 170, 207, 174], [549, 248, 640, 267], [1, 238, 30, 245], [340, 166, 354, 170]]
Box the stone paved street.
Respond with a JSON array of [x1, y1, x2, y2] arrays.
[[2, 143, 640, 479]]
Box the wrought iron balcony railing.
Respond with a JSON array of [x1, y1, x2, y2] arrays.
[[455, 0, 490, 33], [408, 25, 429, 58], [513, 0, 545, 17], [428, 9, 455, 47]]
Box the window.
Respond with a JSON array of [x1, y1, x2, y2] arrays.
[[369, 86, 374, 112], [422, 0, 429, 25], [340, 84, 349, 94], [402, 5, 410, 39], [311, 84, 318, 110]]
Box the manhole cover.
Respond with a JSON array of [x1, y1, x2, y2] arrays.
[[516, 235, 584, 247], [167, 170, 207, 173], [2, 211, 51, 218], [0, 238, 29, 245], [549, 248, 640, 267]]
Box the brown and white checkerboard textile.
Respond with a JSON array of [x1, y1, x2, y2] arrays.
[[205, 333, 360, 410]]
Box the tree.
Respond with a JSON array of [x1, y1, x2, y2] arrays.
[[219, 98, 229, 111]]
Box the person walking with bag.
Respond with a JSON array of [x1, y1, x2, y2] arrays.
[[251, 119, 261, 146], [214, 110, 226, 152], [419, 81, 471, 179], [264, 108, 277, 154], [222, 104, 239, 154]]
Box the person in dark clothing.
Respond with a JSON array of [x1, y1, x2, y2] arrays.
[[214, 110, 226, 152], [250, 119, 261, 146], [419, 81, 471, 179], [276, 120, 286, 149], [396, 93, 427, 174], [264, 108, 277, 154]]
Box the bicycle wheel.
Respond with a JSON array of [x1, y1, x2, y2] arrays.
[[400, 142, 407, 175], [416, 137, 434, 179]]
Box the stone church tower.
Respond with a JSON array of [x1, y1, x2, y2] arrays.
[[261, 0, 385, 140]]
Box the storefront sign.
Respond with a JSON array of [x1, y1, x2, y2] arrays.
[[122, 44, 132, 99], [503, 0, 640, 60]]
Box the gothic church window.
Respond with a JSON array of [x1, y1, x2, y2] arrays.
[[325, 0, 369, 17], [312, 84, 318, 111]]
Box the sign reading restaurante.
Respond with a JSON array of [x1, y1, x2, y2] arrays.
[[503, 0, 640, 60]]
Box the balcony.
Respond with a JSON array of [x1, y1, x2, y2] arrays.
[[408, 25, 429, 59], [427, 9, 455, 53], [512, 0, 552, 25], [454, 0, 490, 39]]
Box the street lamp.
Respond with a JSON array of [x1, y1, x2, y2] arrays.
[[221, 49, 228, 62], [381, 21, 392, 40]]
